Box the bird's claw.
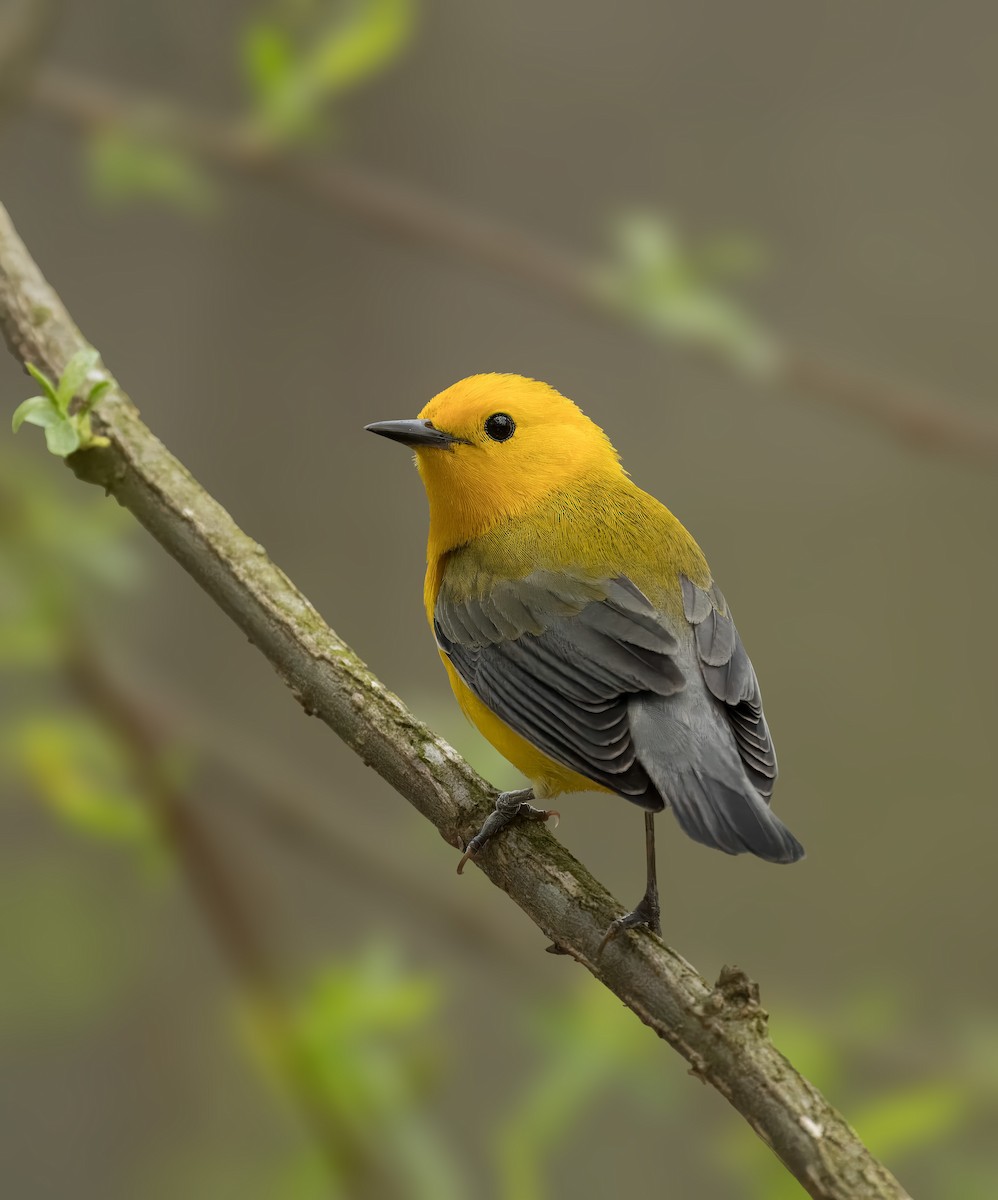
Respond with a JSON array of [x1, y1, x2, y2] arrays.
[[596, 893, 662, 957], [456, 790, 559, 874]]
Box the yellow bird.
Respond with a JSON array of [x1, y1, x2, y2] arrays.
[[367, 374, 802, 947]]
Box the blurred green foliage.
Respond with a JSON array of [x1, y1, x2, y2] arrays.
[[594, 212, 778, 374], [495, 982, 677, 1200], [0, 452, 137, 665], [723, 995, 986, 1199], [5, 714, 158, 848], [241, 0, 417, 142], [261, 943, 466, 1199], [65, 0, 789, 404], [83, 2, 417, 210], [86, 127, 216, 214]]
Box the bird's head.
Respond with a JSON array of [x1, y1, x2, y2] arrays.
[[366, 373, 623, 549]]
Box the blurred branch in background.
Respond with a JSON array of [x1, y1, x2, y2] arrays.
[[0, 0, 62, 116], [23, 64, 998, 470], [60, 640, 384, 1191], [0, 203, 914, 1200]]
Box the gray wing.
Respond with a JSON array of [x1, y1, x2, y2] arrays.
[[434, 571, 685, 807], [680, 575, 778, 799], [626, 575, 799, 863]]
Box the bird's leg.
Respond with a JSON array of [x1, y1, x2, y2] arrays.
[[598, 812, 661, 954], [456, 788, 559, 874]]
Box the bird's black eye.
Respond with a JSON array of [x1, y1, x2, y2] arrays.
[[484, 412, 516, 442]]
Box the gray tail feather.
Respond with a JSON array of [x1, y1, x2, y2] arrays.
[[665, 766, 803, 863], [628, 696, 804, 864], [634, 745, 804, 862]]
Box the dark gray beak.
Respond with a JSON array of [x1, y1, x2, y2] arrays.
[[365, 419, 466, 449]]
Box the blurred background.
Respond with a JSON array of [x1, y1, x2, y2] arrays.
[[2, 1, 997, 1196]]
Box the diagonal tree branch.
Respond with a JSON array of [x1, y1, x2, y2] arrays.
[[0, 202, 911, 1200], [26, 66, 998, 470]]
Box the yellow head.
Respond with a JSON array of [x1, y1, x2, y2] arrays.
[[366, 374, 624, 552]]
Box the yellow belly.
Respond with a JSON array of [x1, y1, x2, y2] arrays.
[[440, 652, 611, 800]]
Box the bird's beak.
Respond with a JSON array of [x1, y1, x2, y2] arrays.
[[364, 419, 466, 449]]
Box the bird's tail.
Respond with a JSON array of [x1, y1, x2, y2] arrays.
[[629, 698, 803, 863], [661, 762, 803, 863]]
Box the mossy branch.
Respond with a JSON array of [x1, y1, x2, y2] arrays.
[[0, 202, 911, 1200]]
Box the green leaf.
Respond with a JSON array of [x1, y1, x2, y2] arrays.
[[13, 396, 106, 455], [594, 211, 780, 375], [56, 347, 100, 412], [311, 0, 415, 94], [12, 394, 61, 433], [244, 942, 464, 1200], [25, 362, 58, 404], [79, 379, 111, 416], [87, 127, 216, 215], [4, 715, 158, 849], [44, 419, 81, 457], [241, 0, 416, 142], [242, 19, 296, 100]]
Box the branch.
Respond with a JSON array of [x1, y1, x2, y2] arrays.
[[28, 66, 998, 470], [0, 202, 912, 1200]]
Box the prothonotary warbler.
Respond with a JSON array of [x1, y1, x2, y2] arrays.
[[367, 373, 803, 949]]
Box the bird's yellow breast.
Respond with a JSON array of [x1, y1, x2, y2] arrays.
[[437, 651, 609, 798]]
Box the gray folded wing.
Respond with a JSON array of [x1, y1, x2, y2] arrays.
[[624, 576, 801, 862], [434, 571, 685, 807], [679, 575, 778, 799], [435, 566, 802, 863]]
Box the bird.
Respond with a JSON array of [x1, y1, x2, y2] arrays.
[[366, 373, 803, 950]]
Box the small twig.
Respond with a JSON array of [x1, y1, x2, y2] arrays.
[[0, 201, 913, 1200], [27, 65, 998, 471]]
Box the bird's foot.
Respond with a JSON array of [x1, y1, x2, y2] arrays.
[[457, 789, 559, 874], [597, 891, 661, 956]]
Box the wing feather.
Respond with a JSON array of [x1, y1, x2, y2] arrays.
[[434, 570, 684, 805], [680, 576, 778, 798]]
